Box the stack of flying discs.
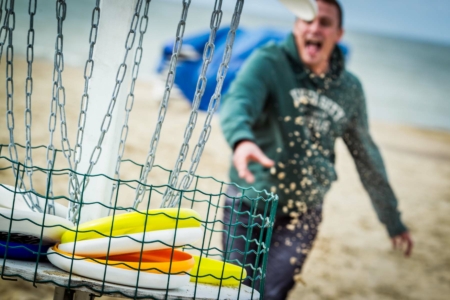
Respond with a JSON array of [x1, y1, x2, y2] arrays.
[[48, 208, 203, 289], [48, 208, 248, 288]]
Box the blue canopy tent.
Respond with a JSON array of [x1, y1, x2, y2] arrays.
[[157, 27, 350, 111]]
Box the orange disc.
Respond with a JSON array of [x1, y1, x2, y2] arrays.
[[52, 245, 194, 274]]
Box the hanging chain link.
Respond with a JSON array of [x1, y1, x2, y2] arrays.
[[161, 0, 223, 206], [47, 0, 72, 214], [23, 0, 37, 205], [5, 0, 17, 170], [0, 0, 9, 60], [55, 0, 72, 170], [45, 0, 69, 216], [0, 0, 3, 29], [0, 0, 4, 56], [162, 0, 244, 208], [4, 0, 41, 212], [68, 0, 144, 223], [67, 0, 101, 216], [132, 0, 191, 210], [5, 0, 16, 165], [109, 0, 152, 209], [72, 0, 100, 172]]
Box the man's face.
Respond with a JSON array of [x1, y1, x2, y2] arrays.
[[293, 1, 343, 71]]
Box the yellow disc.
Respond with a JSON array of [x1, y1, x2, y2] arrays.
[[190, 255, 247, 286], [61, 208, 201, 244]]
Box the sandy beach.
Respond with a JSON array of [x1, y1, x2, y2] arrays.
[[0, 56, 449, 300]]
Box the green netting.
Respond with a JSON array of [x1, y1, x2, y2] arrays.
[[0, 144, 278, 299]]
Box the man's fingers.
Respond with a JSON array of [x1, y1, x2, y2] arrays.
[[233, 141, 273, 184], [391, 233, 414, 257], [259, 155, 275, 168], [392, 237, 398, 250], [404, 237, 413, 257], [405, 242, 412, 257], [244, 171, 255, 184], [250, 148, 274, 168], [234, 154, 255, 184], [238, 169, 255, 184], [400, 232, 413, 257], [235, 157, 249, 179]]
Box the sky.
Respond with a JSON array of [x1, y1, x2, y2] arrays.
[[169, 0, 450, 45]]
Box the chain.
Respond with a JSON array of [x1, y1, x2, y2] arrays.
[[132, 0, 191, 210], [0, 0, 3, 26], [5, 0, 16, 166], [160, 0, 223, 206], [72, 0, 100, 172], [45, 0, 69, 216], [67, 0, 101, 217], [69, 0, 144, 223], [55, 0, 72, 170], [0, 0, 8, 60], [162, 0, 244, 208], [5, 0, 17, 173], [109, 0, 152, 209], [4, 0, 41, 212], [23, 0, 37, 206], [0, 0, 4, 53]]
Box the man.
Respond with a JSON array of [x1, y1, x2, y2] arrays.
[[219, 0, 414, 299]]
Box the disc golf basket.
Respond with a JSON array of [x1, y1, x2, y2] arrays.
[[0, 0, 277, 299]]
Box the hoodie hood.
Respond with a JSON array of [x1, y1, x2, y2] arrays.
[[282, 33, 345, 88]]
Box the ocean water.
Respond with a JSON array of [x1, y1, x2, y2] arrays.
[[175, 0, 450, 46], [8, 0, 450, 131]]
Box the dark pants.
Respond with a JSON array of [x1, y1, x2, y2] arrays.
[[222, 186, 323, 300]]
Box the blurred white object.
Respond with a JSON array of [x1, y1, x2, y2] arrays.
[[0, 184, 68, 218], [279, 0, 318, 21], [0, 208, 72, 243]]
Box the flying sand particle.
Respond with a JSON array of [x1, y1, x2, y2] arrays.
[[278, 172, 286, 180], [290, 257, 297, 265]]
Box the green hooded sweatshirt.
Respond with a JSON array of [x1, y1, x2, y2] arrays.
[[220, 34, 407, 237]]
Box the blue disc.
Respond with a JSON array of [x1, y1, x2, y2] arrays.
[[0, 232, 51, 261]]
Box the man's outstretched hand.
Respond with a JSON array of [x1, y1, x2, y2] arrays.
[[391, 231, 413, 257], [233, 141, 275, 184]]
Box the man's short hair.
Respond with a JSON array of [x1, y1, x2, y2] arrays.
[[317, 0, 343, 28]]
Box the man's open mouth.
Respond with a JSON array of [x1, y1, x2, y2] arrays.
[[305, 40, 322, 56]]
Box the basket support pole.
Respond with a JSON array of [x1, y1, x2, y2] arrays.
[[76, 0, 138, 223], [53, 286, 95, 300]]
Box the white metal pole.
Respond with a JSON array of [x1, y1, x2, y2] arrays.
[[77, 0, 138, 223]]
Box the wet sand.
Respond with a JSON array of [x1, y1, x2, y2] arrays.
[[0, 59, 449, 300]]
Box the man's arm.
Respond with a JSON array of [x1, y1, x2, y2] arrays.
[[343, 83, 413, 256], [220, 50, 273, 148], [220, 50, 275, 182]]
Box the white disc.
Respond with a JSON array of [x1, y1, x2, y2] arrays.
[[279, 0, 318, 21], [47, 247, 191, 289], [0, 184, 68, 218], [58, 227, 203, 257], [0, 208, 73, 243]]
